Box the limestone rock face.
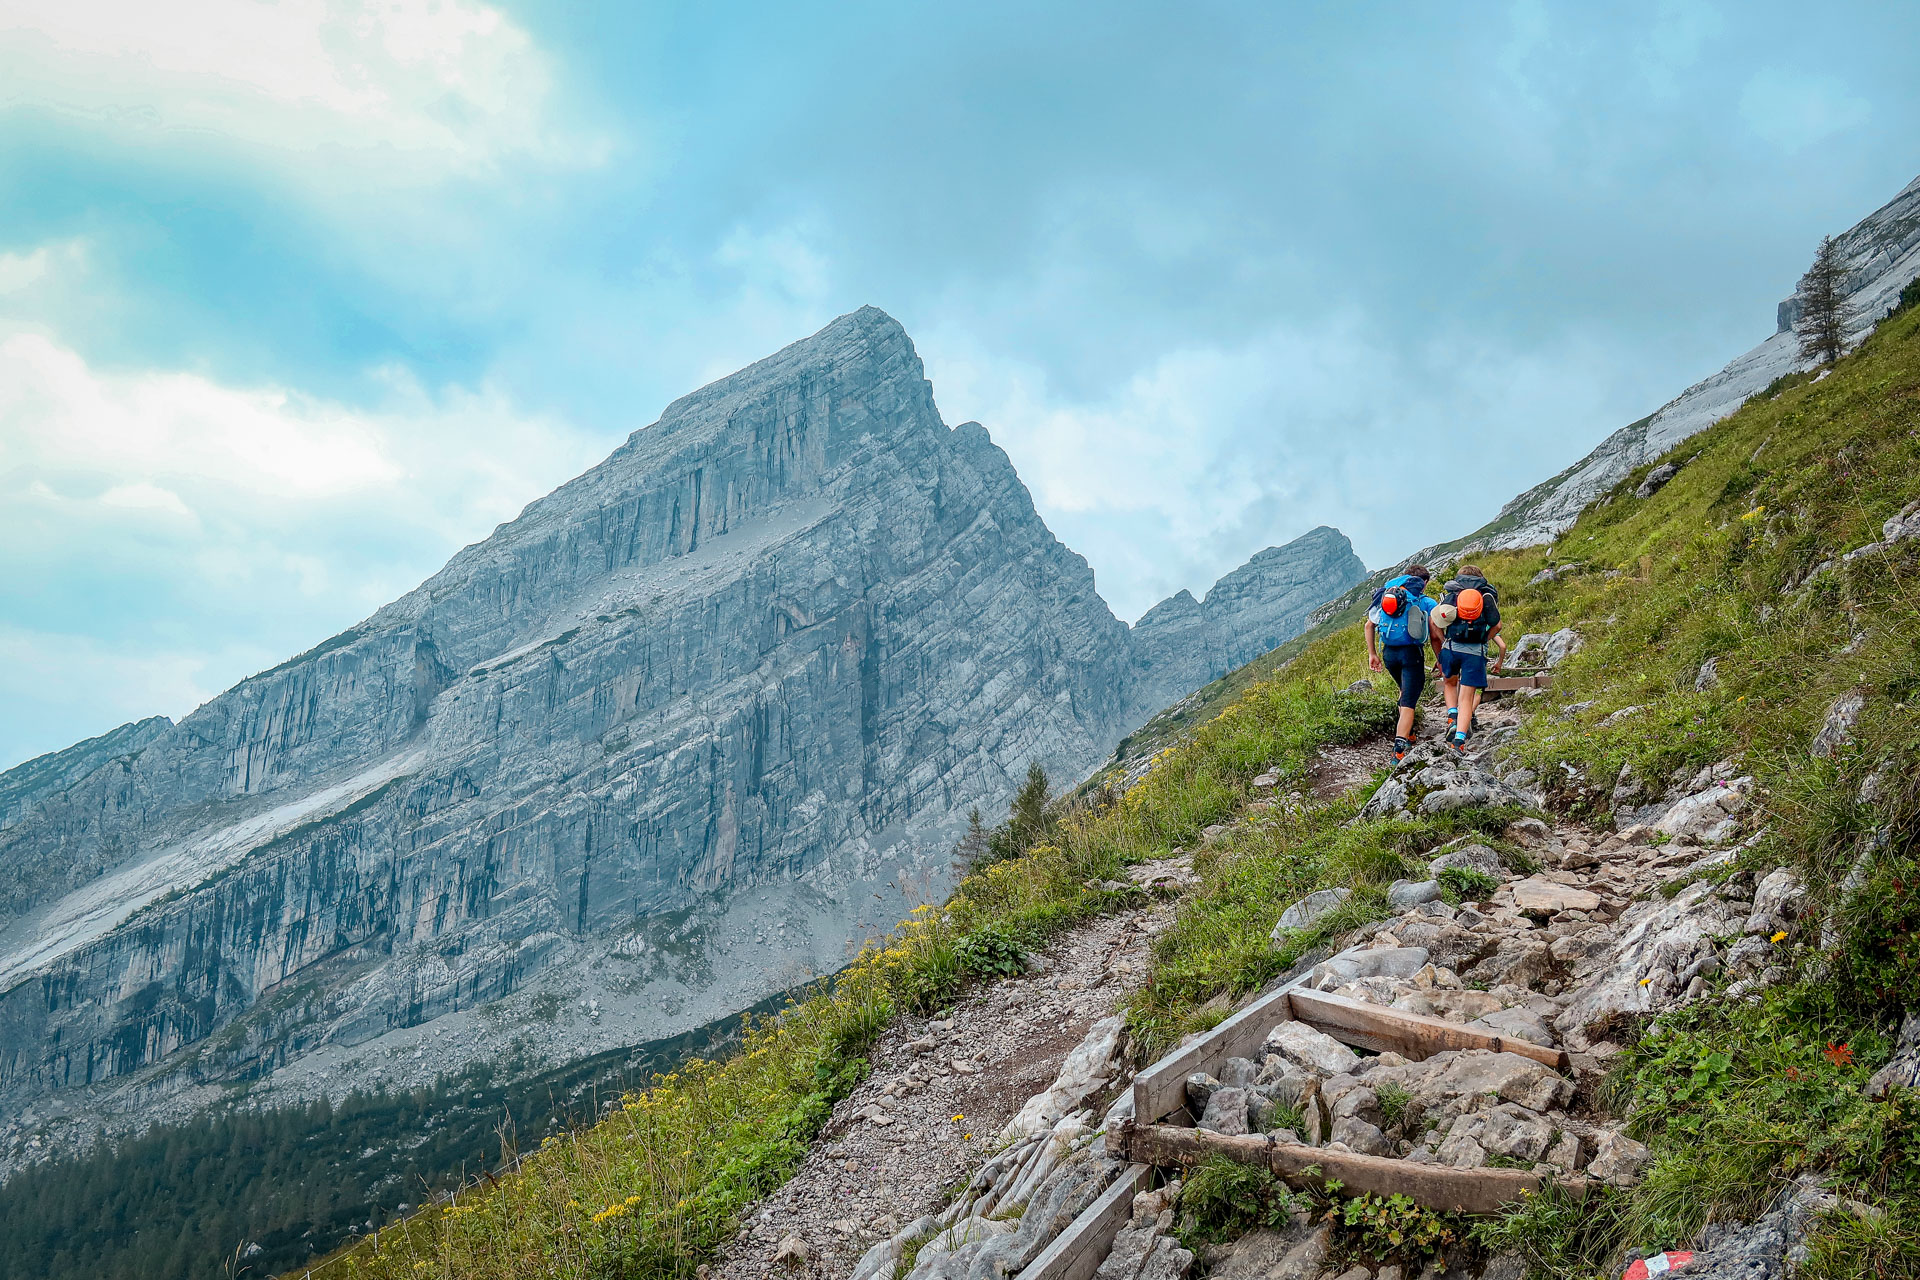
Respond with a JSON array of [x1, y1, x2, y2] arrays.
[[0, 307, 1362, 1155], [1490, 170, 1920, 548], [1130, 527, 1365, 713]]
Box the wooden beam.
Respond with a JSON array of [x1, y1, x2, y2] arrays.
[[1486, 673, 1553, 692], [1131, 978, 1309, 1125], [1121, 1122, 1586, 1216], [1287, 989, 1572, 1072], [1022, 1163, 1153, 1280]]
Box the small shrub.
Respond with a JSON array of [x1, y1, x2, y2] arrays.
[[1333, 1191, 1461, 1265], [897, 944, 962, 1016], [954, 925, 1027, 979], [1438, 865, 1499, 903], [1375, 1082, 1414, 1129], [1177, 1156, 1306, 1242]]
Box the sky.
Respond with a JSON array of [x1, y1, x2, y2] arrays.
[[2, 0, 1917, 770]]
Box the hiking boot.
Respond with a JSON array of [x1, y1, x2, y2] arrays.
[[1451, 731, 1469, 755], [1393, 736, 1411, 763]]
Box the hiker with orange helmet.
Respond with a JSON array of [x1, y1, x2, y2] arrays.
[[1436, 564, 1506, 753], [1365, 563, 1444, 763]]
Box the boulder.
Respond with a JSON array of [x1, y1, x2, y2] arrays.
[[1586, 1130, 1651, 1185], [1329, 1115, 1394, 1156], [1389, 879, 1444, 908], [1509, 629, 1583, 669], [1216, 1056, 1260, 1087], [1264, 1020, 1362, 1076], [1474, 1103, 1555, 1163], [1204, 1224, 1329, 1280], [1310, 946, 1432, 989], [1096, 1213, 1192, 1280], [1470, 1005, 1558, 1046], [1363, 743, 1534, 820], [1635, 461, 1680, 499], [1198, 1087, 1251, 1136], [1390, 919, 1498, 971], [1393, 989, 1504, 1023], [1504, 817, 1552, 846], [1371, 1048, 1574, 1116], [1811, 689, 1867, 759], [1744, 868, 1807, 937], [1696, 656, 1721, 691], [1652, 777, 1753, 843], [1868, 1011, 1920, 1100], [1511, 879, 1602, 918], [1434, 1127, 1489, 1169], [1001, 1015, 1126, 1141], [1555, 883, 1743, 1040], [1184, 1073, 1222, 1113], [1272, 887, 1352, 936], [1429, 842, 1506, 880]]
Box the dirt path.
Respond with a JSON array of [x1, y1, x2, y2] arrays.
[[711, 858, 1192, 1280]]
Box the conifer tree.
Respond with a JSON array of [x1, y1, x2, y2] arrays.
[[1795, 234, 1851, 365], [1008, 762, 1051, 854], [951, 806, 989, 873]]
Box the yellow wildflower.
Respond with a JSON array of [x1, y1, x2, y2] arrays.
[[1771, 931, 1788, 943], [952, 1114, 964, 1122]]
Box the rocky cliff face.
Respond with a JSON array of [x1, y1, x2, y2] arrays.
[[1489, 171, 1920, 548], [1130, 527, 1364, 715], [0, 308, 1362, 1156]]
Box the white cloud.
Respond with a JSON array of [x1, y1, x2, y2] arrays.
[[1739, 69, 1870, 153], [0, 0, 599, 177], [919, 314, 1643, 621], [0, 319, 614, 769], [0, 625, 234, 755]]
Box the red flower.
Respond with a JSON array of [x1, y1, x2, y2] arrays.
[[1785, 1066, 1802, 1082], [1824, 1042, 1854, 1068]]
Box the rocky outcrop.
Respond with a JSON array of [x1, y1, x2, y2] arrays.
[[1489, 170, 1920, 548], [1130, 527, 1365, 713], [0, 309, 1363, 1156]]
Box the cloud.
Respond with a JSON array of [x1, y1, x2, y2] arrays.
[[0, 0, 600, 178], [919, 312, 1646, 621], [0, 312, 613, 769], [1739, 69, 1871, 153]]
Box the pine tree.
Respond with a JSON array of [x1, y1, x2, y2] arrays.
[[951, 806, 990, 873], [1795, 234, 1851, 365], [1008, 762, 1051, 854]]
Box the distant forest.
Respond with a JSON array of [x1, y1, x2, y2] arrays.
[[0, 1003, 772, 1280]]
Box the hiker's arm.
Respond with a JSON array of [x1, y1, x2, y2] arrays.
[[1364, 620, 1382, 671], [1491, 628, 1507, 670]]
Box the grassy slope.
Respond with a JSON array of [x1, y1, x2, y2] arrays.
[[310, 297, 1920, 1280]]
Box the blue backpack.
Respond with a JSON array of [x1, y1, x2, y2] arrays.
[[1369, 574, 1431, 646]]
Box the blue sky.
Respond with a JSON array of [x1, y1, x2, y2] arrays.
[[2, 0, 1917, 770]]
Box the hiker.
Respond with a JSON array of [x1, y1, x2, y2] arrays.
[[1364, 564, 1444, 763], [1437, 563, 1507, 753]]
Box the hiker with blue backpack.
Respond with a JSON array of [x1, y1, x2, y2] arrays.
[[1434, 564, 1506, 754], [1365, 564, 1445, 763]]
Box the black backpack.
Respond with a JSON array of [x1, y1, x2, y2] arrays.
[[1444, 581, 1501, 645]]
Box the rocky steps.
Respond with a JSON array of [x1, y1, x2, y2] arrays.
[[728, 685, 1828, 1280]]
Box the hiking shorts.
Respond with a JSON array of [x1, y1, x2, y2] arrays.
[[1380, 643, 1426, 709], [1441, 648, 1489, 689]]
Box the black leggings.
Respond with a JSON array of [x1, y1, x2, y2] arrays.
[[1381, 644, 1426, 710]]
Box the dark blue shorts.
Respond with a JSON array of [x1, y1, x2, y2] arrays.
[[1441, 648, 1489, 689], [1381, 644, 1426, 709]]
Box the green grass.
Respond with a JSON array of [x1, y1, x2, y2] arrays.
[[1442, 280, 1920, 1276]]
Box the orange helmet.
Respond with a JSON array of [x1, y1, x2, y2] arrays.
[[1456, 588, 1484, 620]]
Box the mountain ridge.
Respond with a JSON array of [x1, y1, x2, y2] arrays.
[[0, 307, 1363, 1168]]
